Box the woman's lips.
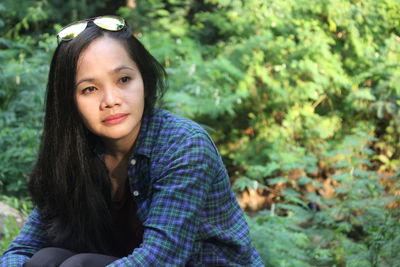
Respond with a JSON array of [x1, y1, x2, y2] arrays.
[[102, 113, 128, 125]]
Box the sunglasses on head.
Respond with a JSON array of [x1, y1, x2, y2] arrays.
[[57, 15, 126, 43]]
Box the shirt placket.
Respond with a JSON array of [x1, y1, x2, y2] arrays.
[[128, 156, 149, 222]]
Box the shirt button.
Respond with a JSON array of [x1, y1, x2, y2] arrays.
[[133, 190, 139, 196], [130, 159, 137, 165]]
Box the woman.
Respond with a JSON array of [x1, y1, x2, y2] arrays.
[[0, 16, 263, 266]]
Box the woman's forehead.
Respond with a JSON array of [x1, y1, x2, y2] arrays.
[[76, 36, 137, 76]]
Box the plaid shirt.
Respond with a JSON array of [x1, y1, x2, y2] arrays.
[[1, 109, 264, 266]]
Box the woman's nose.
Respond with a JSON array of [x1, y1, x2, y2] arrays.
[[101, 87, 122, 109]]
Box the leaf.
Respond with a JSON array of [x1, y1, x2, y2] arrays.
[[267, 177, 288, 185], [233, 177, 268, 192]]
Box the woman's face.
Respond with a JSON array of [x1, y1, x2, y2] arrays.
[[74, 35, 145, 146]]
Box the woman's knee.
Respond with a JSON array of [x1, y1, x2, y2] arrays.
[[59, 253, 118, 267], [24, 247, 76, 267]]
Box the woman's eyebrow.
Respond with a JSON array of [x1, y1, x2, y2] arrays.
[[75, 78, 95, 88], [75, 66, 137, 87], [112, 65, 137, 73]]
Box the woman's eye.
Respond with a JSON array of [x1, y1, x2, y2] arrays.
[[82, 86, 96, 94], [120, 76, 131, 83]]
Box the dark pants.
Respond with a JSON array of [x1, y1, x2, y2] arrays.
[[24, 247, 119, 267]]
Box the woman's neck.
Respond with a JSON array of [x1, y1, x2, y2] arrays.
[[103, 136, 135, 160], [102, 136, 137, 198], [102, 119, 142, 159]]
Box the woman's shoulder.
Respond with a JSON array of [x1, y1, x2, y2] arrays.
[[146, 109, 223, 173], [144, 109, 218, 157], [151, 109, 208, 138]]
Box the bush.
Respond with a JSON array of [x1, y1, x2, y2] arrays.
[[0, 34, 53, 197]]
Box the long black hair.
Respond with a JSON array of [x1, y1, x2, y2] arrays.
[[28, 21, 166, 254]]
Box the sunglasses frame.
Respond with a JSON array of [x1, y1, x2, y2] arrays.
[[57, 15, 126, 43]]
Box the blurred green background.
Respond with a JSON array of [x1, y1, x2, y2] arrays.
[[1, 0, 399, 266]]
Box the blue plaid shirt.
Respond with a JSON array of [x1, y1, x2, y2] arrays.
[[1, 109, 264, 266]]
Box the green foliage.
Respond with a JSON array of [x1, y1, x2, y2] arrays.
[[247, 133, 400, 266], [0, 0, 120, 38], [0, 34, 54, 196], [0, 195, 33, 216], [0, 217, 21, 253], [248, 213, 315, 267], [0, 197, 31, 254]]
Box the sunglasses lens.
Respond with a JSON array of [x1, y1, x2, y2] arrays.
[[94, 16, 125, 31], [58, 21, 88, 41], [57, 16, 126, 43]]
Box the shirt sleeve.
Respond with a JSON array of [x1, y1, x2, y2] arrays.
[[107, 131, 219, 266], [0, 208, 47, 267]]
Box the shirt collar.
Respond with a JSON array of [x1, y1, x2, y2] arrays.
[[130, 109, 156, 158]]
